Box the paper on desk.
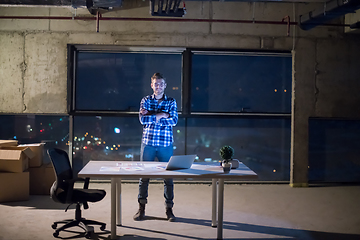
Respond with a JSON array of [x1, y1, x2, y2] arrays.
[[100, 166, 121, 172], [123, 167, 144, 171]]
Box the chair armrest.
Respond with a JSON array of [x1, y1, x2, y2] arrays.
[[83, 178, 90, 189], [73, 175, 91, 189], [67, 177, 90, 188], [62, 177, 90, 203]]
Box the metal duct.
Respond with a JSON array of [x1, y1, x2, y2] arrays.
[[299, 0, 360, 30], [150, 0, 185, 17], [86, 0, 122, 15]]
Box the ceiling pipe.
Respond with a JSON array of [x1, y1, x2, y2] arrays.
[[0, 15, 351, 28], [1, 14, 352, 35], [282, 15, 290, 36]]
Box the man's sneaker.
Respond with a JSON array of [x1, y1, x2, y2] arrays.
[[133, 203, 145, 221], [166, 207, 176, 222]]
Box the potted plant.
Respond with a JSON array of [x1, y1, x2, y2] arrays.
[[219, 145, 234, 173]]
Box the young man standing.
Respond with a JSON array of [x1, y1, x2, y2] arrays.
[[134, 72, 178, 222]]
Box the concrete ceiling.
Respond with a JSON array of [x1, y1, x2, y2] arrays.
[[1, 0, 359, 33], [0, 0, 329, 7]]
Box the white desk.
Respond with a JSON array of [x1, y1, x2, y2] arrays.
[[78, 161, 257, 239]]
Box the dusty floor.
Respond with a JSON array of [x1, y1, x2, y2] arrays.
[[0, 182, 360, 240]]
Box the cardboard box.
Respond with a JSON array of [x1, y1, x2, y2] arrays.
[[0, 140, 18, 148], [29, 164, 56, 195], [18, 143, 45, 167], [0, 171, 29, 203], [0, 148, 33, 173]]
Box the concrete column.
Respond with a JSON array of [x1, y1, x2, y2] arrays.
[[290, 39, 316, 187]]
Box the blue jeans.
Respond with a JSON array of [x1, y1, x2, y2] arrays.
[[138, 143, 174, 208]]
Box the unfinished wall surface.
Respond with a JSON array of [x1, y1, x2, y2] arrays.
[[0, 1, 359, 184], [0, 32, 24, 112], [23, 33, 68, 113], [315, 38, 360, 117]]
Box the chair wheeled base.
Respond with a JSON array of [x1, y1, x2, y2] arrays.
[[52, 203, 106, 239]]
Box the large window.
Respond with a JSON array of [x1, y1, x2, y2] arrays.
[[0, 114, 69, 164], [69, 46, 292, 181]]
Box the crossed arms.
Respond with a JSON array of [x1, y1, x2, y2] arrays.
[[140, 109, 170, 122], [139, 98, 178, 126]]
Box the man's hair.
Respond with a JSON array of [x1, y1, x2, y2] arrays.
[[151, 72, 166, 82]]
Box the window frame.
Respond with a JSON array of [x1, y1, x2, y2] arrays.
[[67, 45, 292, 181]]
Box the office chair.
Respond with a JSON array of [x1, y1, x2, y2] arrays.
[[47, 148, 106, 238]]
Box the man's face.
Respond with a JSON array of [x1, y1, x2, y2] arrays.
[[151, 78, 166, 96]]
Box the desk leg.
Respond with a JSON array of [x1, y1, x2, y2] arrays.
[[111, 178, 117, 239], [212, 178, 217, 227], [116, 178, 122, 226], [217, 178, 224, 240]]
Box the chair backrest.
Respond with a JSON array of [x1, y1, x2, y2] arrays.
[[47, 148, 73, 203]]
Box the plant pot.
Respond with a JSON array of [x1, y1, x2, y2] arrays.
[[222, 161, 232, 173]]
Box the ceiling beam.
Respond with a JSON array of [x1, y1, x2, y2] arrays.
[[299, 0, 360, 30]]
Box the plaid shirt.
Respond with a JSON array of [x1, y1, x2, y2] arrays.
[[139, 94, 178, 147]]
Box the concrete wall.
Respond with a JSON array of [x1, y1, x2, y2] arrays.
[[1, 1, 359, 184]]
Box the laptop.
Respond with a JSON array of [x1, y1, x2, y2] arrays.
[[166, 155, 197, 170]]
